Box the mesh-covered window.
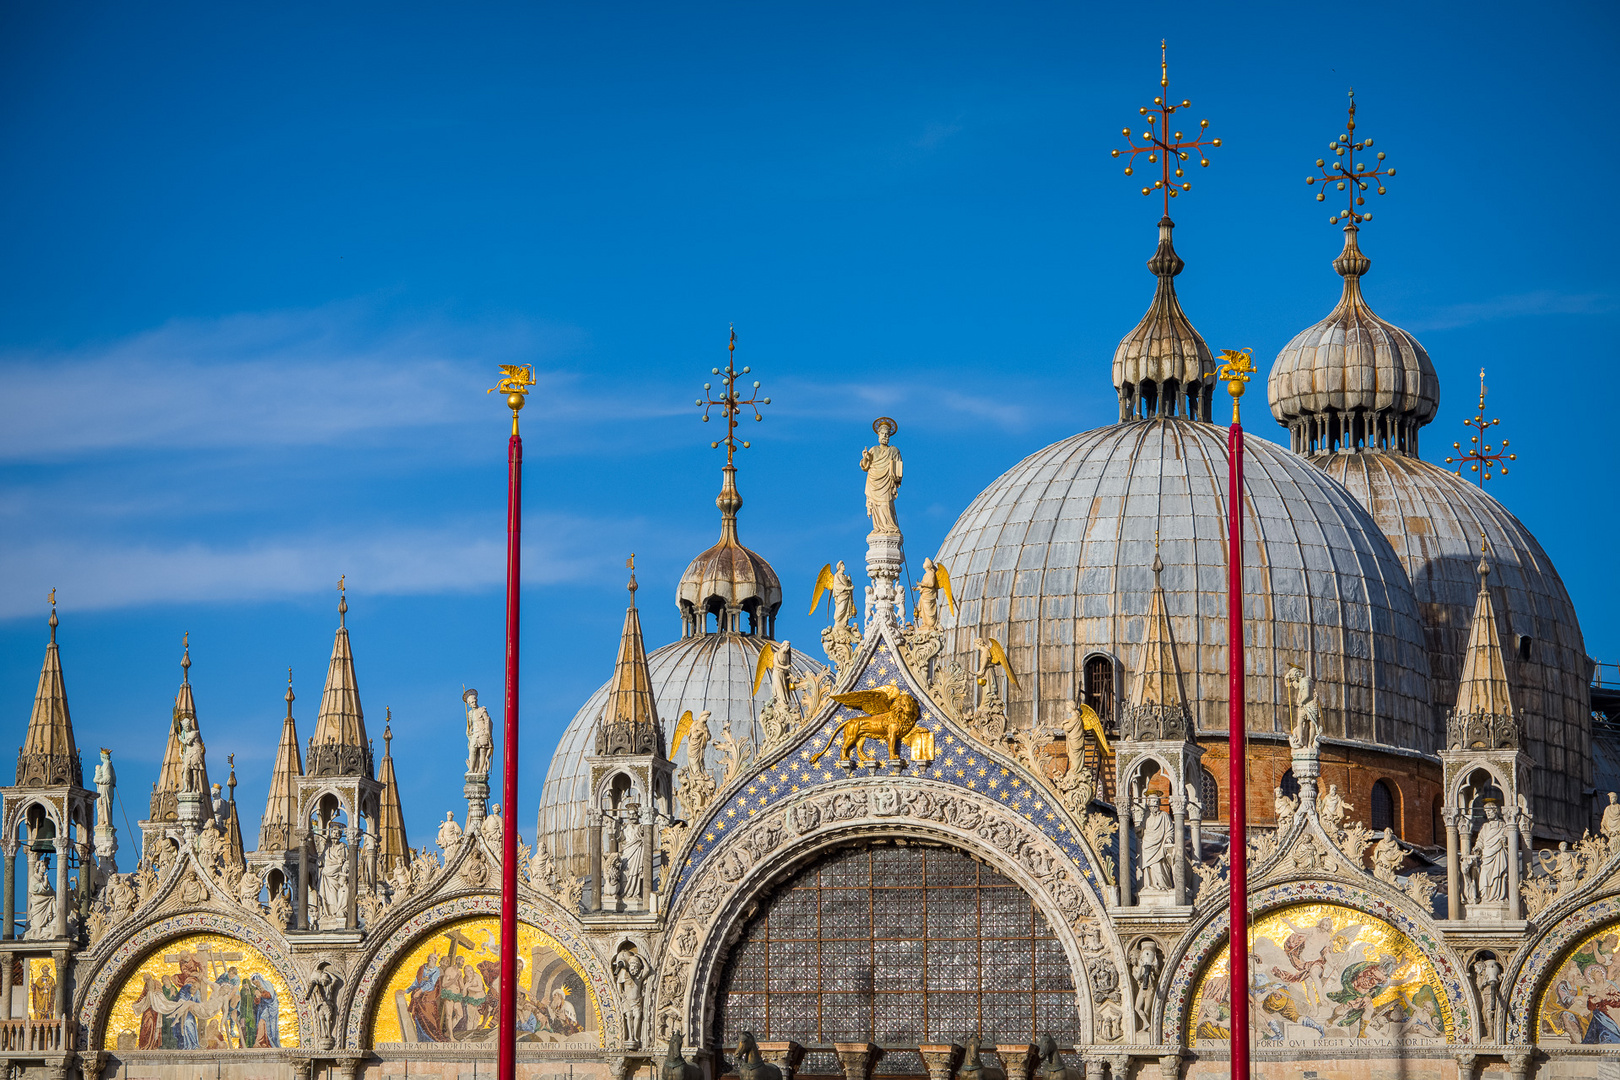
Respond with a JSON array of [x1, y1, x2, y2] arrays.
[[714, 842, 1078, 1065], [1371, 780, 1396, 834]]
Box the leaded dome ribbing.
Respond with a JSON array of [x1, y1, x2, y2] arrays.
[[1111, 218, 1215, 422], [1267, 225, 1439, 456]]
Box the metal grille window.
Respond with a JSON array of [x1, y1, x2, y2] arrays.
[[714, 842, 1078, 1064], [1082, 656, 1116, 730]]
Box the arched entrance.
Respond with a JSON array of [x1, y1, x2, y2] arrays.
[[711, 839, 1078, 1075]]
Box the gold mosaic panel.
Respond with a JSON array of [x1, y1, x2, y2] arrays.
[[26, 958, 56, 1021], [103, 933, 299, 1049], [1188, 903, 1451, 1046], [369, 916, 601, 1046], [1537, 925, 1620, 1043]]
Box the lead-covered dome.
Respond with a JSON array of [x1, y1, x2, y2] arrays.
[[1317, 446, 1590, 838], [1268, 225, 1439, 456], [933, 418, 1435, 750]]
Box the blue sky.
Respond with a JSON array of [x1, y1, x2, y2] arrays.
[[1, 2, 1615, 861]]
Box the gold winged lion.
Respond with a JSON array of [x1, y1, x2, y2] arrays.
[[809, 682, 923, 767]]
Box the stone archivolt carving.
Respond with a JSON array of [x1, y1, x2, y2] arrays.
[[655, 777, 1114, 1045]]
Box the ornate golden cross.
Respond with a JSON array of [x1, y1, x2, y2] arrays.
[[1445, 369, 1516, 486], [696, 326, 771, 466], [1111, 41, 1221, 217], [1307, 89, 1395, 225]]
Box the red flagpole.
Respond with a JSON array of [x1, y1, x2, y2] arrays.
[[495, 379, 528, 1080], [1221, 350, 1254, 1080]]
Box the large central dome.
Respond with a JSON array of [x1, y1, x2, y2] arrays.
[[934, 417, 1435, 750]]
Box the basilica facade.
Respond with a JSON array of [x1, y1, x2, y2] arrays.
[[0, 98, 1611, 1080]]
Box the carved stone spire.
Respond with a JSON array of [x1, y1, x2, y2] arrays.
[[376, 715, 410, 877], [1447, 546, 1522, 750], [309, 583, 372, 778], [596, 563, 664, 756], [1112, 218, 1216, 422], [1122, 551, 1191, 739], [17, 597, 81, 787], [259, 671, 304, 852], [223, 754, 246, 869], [151, 636, 211, 822]]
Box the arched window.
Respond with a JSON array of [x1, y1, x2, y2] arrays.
[[1278, 770, 1300, 799], [1200, 768, 1220, 820], [1371, 780, 1396, 834], [715, 841, 1078, 1058], [1082, 655, 1116, 730]]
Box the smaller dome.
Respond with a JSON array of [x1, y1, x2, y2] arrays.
[[1112, 217, 1216, 423], [678, 463, 782, 637], [1268, 225, 1439, 456]]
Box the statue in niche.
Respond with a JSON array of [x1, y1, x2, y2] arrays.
[[1137, 793, 1175, 892], [613, 943, 648, 1048], [23, 858, 56, 940], [307, 961, 341, 1048], [1130, 939, 1162, 1032], [462, 689, 494, 780], [1472, 954, 1503, 1038], [316, 824, 350, 929], [1285, 665, 1322, 751], [620, 813, 646, 902], [94, 748, 116, 829], [860, 417, 903, 534], [1473, 803, 1512, 904]]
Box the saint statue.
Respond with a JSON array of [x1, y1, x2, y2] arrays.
[[436, 812, 463, 851], [860, 417, 903, 534], [23, 857, 56, 941], [1371, 827, 1403, 884], [462, 689, 495, 780], [1285, 665, 1322, 751], [1319, 784, 1351, 834], [1130, 939, 1162, 1031], [317, 824, 350, 929], [686, 711, 712, 773], [1137, 793, 1176, 892], [93, 748, 116, 829], [620, 812, 647, 902], [177, 713, 206, 795], [1474, 804, 1512, 904], [612, 944, 648, 1048], [1602, 792, 1620, 855], [768, 641, 794, 704], [831, 561, 855, 627], [1273, 786, 1298, 824]]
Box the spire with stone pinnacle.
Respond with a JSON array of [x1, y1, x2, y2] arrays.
[[17, 591, 81, 788], [1446, 538, 1523, 750], [151, 634, 211, 822], [595, 557, 664, 756], [1121, 547, 1191, 739], [259, 669, 304, 852], [1109, 42, 1221, 422], [375, 713, 410, 877], [223, 754, 246, 869], [309, 576, 372, 779]]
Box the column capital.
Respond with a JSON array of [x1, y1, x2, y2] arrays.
[[917, 1043, 962, 1080]]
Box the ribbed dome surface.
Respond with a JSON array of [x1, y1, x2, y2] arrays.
[[678, 539, 782, 623], [1317, 450, 1591, 838], [537, 631, 826, 877], [1268, 226, 1439, 456], [932, 419, 1434, 750]]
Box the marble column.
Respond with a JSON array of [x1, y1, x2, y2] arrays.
[[1170, 792, 1187, 906], [3, 847, 15, 941], [50, 951, 64, 1018], [642, 807, 656, 907], [52, 837, 68, 939], [1117, 801, 1135, 908], [587, 810, 603, 913], [1, 949, 12, 1020], [1507, 814, 1523, 920], [1444, 810, 1462, 920], [346, 831, 360, 930], [296, 833, 310, 931]]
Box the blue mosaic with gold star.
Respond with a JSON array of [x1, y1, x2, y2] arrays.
[[667, 633, 1103, 902]]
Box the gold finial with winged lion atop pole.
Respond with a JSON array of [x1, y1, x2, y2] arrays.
[[488, 364, 536, 434]]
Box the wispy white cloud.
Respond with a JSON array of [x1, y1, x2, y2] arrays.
[[0, 303, 587, 461], [1404, 289, 1616, 332], [0, 518, 608, 617]]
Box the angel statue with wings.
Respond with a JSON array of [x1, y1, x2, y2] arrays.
[[810, 561, 857, 628], [974, 637, 1018, 693], [914, 558, 955, 633]]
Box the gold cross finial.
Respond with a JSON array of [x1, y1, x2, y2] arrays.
[[627, 554, 635, 571], [697, 326, 771, 466], [1111, 41, 1221, 217], [488, 364, 536, 435], [1446, 368, 1516, 486], [1218, 348, 1257, 423], [626, 554, 638, 599], [1307, 89, 1395, 226], [337, 574, 346, 595], [47, 588, 55, 608]]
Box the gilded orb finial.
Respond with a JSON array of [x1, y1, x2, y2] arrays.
[[488, 363, 536, 435], [1306, 89, 1395, 226], [1110, 41, 1221, 217], [626, 553, 638, 599], [1445, 368, 1516, 486], [1218, 348, 1258, 423]]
